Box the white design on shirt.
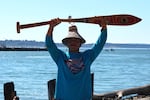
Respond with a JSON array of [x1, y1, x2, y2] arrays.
[[65, 57, 84, 74]]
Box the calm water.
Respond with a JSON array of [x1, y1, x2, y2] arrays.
[[0, 48, 150, 100]]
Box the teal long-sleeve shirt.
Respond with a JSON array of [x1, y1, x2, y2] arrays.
[[45, 29, 107, 100]]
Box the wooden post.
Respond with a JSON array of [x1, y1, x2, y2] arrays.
[[47, 79, 56, 100], [91, 73, 94, 96], [4, 82, 19, 100], [4, 82, 15, 100]]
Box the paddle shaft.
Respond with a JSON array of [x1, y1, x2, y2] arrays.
[[16, 18, 94, 33]]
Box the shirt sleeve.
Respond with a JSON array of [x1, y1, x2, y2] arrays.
[[45, 35, 63, 62], [90, 28, 107, 61]]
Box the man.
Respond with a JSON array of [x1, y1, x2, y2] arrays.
[[46, 18, 107, 100]]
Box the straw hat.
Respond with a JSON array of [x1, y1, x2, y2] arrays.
[[62, 25, 86, 45]]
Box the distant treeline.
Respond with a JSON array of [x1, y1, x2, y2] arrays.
[[0, 40, 150, 48]]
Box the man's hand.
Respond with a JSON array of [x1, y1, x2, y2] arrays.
[[49, 18, 61, 28], [47, 18, 61, 36], [98, 17, 107, 29]]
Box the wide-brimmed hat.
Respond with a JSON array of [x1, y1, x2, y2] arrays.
[[62, 25, 86, 45]]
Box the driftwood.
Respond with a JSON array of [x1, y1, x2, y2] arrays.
[[93, 84, 150, 100]]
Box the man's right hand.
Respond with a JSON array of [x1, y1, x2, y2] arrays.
[[49, 18, 61, 28], [98, 17, 107, 29], [47, 18, 61, 36]]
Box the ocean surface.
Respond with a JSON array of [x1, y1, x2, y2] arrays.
[[0, 47, 150, 100]]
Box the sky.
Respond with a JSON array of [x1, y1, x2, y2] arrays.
[[0, 0, 150, 44]]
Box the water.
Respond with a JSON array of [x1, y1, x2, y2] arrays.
[[0, 48, 150, 100]]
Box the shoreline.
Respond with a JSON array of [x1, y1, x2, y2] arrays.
[[0, 47, 149, 51], [0, 47, 47, 51]]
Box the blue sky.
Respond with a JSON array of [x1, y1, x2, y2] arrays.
[[0, 0, 150, 44]]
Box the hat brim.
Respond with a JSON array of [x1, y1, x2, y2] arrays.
[[62, 37, 85, 46]]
